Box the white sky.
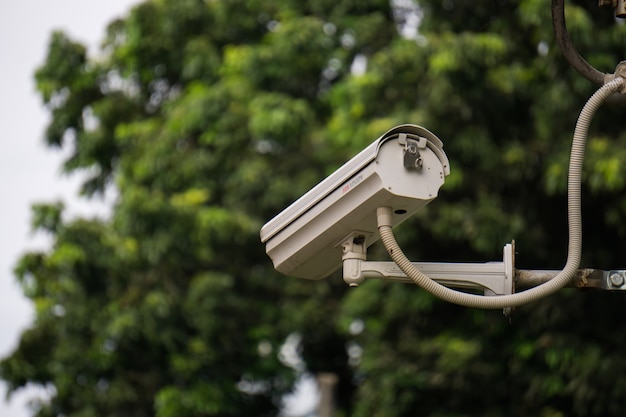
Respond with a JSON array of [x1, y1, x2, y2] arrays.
[[0, 1, 139, 416]]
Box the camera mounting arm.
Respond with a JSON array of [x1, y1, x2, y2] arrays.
[[340, 232, 515, 297]]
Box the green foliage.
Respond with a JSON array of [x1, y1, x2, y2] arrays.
[[3, 0, 626, 416], [30, 202, 64, 233]]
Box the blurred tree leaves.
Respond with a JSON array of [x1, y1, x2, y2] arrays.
[[3, 0, 626, 416]]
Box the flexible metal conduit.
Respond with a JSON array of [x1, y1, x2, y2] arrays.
[[377, 77, 625, 309], [552, 0, 626, 105], [551, 0, 606, 85]]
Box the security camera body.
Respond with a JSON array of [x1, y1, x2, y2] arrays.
[[260, 124, 450, 280]]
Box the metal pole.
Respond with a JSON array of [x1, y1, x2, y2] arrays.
[[317, 373, 338, 417], [515, 268, 605, 289]]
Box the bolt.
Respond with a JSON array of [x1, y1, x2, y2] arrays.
[[609, 273, 625, 287]]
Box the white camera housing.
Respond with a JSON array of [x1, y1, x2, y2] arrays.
[[260, 124, 450, 280]]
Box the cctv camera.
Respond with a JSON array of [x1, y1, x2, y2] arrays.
[[260, 124, 450, 280]]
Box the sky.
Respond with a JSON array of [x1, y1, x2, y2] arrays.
[[0, 1, 139, 416]]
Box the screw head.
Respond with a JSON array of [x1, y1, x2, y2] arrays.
[[609, 273, 625, 287]]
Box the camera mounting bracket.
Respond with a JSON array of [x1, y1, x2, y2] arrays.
[[340, 232, 515, 297]]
